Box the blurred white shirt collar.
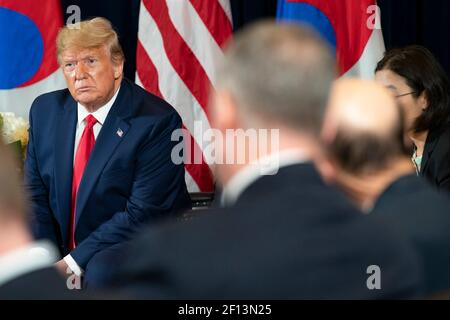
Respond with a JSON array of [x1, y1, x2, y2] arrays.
[[0, 241, 59, 286]]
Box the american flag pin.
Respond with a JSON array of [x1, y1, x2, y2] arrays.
[[116, 128, 123, 138]]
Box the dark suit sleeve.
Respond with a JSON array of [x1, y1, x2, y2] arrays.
[[24, 103, 60, 246], [70, 111, 190, 269]]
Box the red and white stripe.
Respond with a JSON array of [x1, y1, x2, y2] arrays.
[[342, 3, 385, 79], [136, 0, 233, 192]]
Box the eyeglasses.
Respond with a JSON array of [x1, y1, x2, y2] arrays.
[[394, 92, 417, 98]]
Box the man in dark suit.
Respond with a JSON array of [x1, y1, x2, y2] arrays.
[[111, 22, 422, 299], [24, 17, 191, 285], [319, 78, 450, 296], [0, 141, 78, 299]]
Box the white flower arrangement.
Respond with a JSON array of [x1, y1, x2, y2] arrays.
[[0, 112, 29, 160]]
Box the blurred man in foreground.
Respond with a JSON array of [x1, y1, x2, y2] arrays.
[[319, 78, 450, 296], [0, 143, 77, 299], [112, 21, 422, 299]]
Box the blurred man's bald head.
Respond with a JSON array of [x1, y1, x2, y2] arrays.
[[323, 78, 406, 175], [325, 79, 400, 137]]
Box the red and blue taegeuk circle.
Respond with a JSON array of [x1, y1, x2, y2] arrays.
[[0, 0, 62, 89], [278, 0, 375, 75]]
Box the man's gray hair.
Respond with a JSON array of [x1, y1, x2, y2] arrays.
[[216, 20, 336, 134]]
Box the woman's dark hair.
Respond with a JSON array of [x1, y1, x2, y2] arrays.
[[375, 45, 450, 133]]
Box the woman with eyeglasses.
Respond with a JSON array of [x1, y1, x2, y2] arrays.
[[375, 45, 450, 194]]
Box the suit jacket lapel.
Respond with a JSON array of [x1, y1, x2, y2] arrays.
[[54, 97, 77, 238], [74, 82, 131, 227]]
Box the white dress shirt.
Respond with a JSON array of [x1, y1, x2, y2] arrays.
[[64, 86, 120, 276], [73, 87, 120, 158], [0, 241, 59, 287], [220, 149, 309, 207]]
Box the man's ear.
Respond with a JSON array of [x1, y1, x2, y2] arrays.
[[113, 61, 124, 80], [317, 115, 339, 185], [314, 153, 338, 185], [210, 90, 238, 131]]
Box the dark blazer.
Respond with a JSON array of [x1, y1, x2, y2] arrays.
[[0, 267, 80, 300], [371, 173, 450, 295], [420, 124, 450, 193], [24, 79, 191, 270], [113, 163, 422, 299]]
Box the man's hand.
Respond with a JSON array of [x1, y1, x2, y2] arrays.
[[55, 259, 83, 290], [55, 259, 70, 275]]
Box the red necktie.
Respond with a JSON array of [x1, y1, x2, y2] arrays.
[[69, 114, 97, 250]]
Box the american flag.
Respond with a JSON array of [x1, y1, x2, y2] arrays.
[[136, 0, 233, 193]]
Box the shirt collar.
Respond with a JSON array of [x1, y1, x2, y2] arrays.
[[77, 86, 121, 126], [0, 241, 59, 286], [221, 149, 309, 207]]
